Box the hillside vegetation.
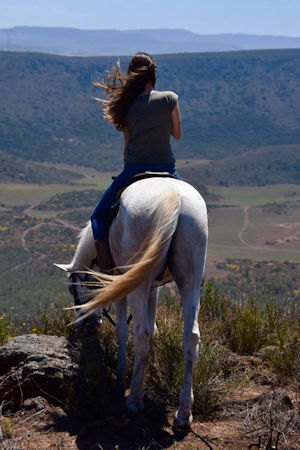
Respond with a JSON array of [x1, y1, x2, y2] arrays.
[[179, 144, 300, 186], [0, 151, 83, 184], [1, 49, 300, 179]]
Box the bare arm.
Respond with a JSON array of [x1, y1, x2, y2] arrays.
[[123, 127, 130, 164], [171, 101, 182, 140]]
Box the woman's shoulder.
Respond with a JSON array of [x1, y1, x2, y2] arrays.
[[151, 90, 178, 100], [151, 90, 178, 110]]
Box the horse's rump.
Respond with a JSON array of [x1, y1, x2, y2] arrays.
[[73, 187, 183, 319]]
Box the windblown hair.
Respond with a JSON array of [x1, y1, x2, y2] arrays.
[[93, 52, 156, 130]]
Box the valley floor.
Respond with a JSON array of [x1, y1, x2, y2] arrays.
[[0, 164, 299, 312]]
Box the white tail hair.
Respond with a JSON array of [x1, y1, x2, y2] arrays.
[[72, 191, 181, 320]]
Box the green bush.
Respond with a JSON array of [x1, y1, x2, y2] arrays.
[[223, 298, 267, 354], [26, 301, 79, 338], [149, 305, 235, 414], [0, 313, 12, 345], [200, 284, 299, 369], [266, 335, 299, 378]]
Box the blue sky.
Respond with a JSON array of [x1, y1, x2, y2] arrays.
[[1, 0, 300, 36]]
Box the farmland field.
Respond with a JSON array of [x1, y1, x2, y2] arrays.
[[1, 162, 299, 314], [208, 204, 300, 262], [209, 184, 300, 207]]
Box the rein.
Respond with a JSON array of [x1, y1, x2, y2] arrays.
[[101, 308, 132, 327], [69, 271, 132, 328]]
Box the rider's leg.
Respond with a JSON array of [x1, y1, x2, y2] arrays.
[[91, 165, 136, 271]]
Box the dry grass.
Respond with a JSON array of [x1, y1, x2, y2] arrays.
[[1, 284, 299, 419]]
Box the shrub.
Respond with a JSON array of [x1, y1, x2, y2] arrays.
[[223, 298, 268, 354], [26, 301, 79, 338], [0, 313, 12, 345], [197, 284, 300, 383], [149, 304, 236, 414], [149, 306, 184, 403], [200, 282, 229, 322]]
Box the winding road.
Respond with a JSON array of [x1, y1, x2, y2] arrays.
[[237, 205, 299, 250], [20, 202, 81, 255]]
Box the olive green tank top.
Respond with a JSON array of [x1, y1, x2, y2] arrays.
[[125, 90, 178, 165]]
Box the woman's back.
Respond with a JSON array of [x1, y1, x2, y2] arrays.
[[126, 90, 178, 165]]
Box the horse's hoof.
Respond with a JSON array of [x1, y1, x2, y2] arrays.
[[173, 410, 193, 431], [126, 395, 144, 413]]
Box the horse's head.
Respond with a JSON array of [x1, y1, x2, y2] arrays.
[[55, 259, 103, 331]]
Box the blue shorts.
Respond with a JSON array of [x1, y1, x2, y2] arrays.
[[91, 162, 180, 241]]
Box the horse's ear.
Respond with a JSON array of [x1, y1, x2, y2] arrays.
[[53, 263, 72, 272]]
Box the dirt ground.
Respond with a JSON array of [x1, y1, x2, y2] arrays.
[[1, 371, 299, 450]]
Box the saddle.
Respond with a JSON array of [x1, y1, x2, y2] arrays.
[[116, 171, 177, 199], [107, 171, 177, 226], [107, 171, 176, 286]]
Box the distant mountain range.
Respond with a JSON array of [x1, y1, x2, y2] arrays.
[[0, 27, 300, 56]]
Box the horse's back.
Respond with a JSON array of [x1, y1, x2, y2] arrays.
[[121, 178, 206, 218]]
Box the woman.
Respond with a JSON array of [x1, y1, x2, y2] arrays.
[[91, 52, 182, 271]]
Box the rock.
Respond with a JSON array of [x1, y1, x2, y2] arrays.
[[23, 396, 51, 411], [0, 335, 81, 410], [0, 334, 109, 414], [280, 393, 294, 409]]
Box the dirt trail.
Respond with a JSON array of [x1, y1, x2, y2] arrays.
[[20, 220, 80, 255], [238, 207, 300, 249], [24, 202, 40, 218], [20, 201, 81, 255], [1, 199, 84, 273], [238, 206, 250, 247], [238, 206, 260, 249], [55, 217, 81, 232], [276, 222, 300, 244]]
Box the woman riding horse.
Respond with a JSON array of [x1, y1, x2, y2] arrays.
[[91, 52, 182, 272], [57, 54, 208, 427]]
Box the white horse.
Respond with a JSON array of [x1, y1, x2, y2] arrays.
[[55, 177, 208, 428]]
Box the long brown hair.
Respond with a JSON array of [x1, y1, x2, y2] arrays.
[[93, 52, 156, 130]]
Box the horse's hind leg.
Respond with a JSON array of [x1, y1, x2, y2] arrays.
[[126, 283, 152, 412], [174, 280, 201, 428], [148, 287, 158, 334], [170, 230, 206, 428], [115, 297, 128, 394], [168, 207, 207, 428]]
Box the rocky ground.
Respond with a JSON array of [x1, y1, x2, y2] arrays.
[[0, 335, 299, 449]]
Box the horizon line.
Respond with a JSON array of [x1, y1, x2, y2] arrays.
[[1, 25, 300, 39]]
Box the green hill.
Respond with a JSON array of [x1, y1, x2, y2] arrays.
[[0, 151, 83, 184], [1, 49, 300, 175], [180, 144, 300, 186]]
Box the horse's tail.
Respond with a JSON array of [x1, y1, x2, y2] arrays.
[[72, 190, 181, 319], [54, 222, 96, 272]]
